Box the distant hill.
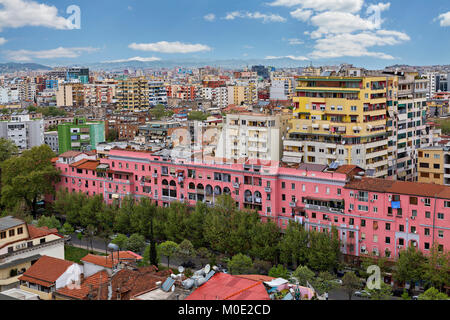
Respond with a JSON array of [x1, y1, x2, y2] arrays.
[[0, 62, 51, 73]]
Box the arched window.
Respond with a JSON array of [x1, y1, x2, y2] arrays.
[[214, 186, 222, 195], [170, 180, 177, 187], [189, 183, 195, 190], [162, 179, 169, 186], [244, 190, 252, 203], [223, 187, 231, 195], [206, 185, 213, 196]]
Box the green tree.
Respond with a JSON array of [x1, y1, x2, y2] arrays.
[[150, 104, 172, 120], [61, 222, 74, 235], [37, 215, 61, 230], [142, 243, 160, 267], [186, 202, 208, 248], [250, 219, 281, 263], [268, 264, 289, 279], [0, 138, 18, 162], [188, 111, 209, 121], [306, 228, 341, 272], [394, 246, 426, 294], [418, 287, 449, 300], [53, 190, 88, 227], [112, 234, 128, 250], [228, 253, 253, 275], [314, 271, 339, 296], [342, 272, 361, 300], [80, 195, 104, 228], [1, 145, 59, 216], [125, 233, 146, 253], [292, 265, 315, 287], [279, 222, 309, 268], [365, 282, 393, 300], [176, 239, 196, 265], [114, 196, 136, 234], [422, 244, 450, 292], [164, 202, 190, 243], [196, 247, 211, 266], [107, 129, 118, 142], [159, 241, 179, 270], [252, 260, 272, 275], [86, 225, 97, 253]]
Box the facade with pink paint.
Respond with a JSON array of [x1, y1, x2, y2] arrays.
[[52, 149, 450, 260]]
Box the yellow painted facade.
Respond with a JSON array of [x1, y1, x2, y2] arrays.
[[417, 148, 444, 185]]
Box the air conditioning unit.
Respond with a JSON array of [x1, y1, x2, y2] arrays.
[[411, 216, 415, 220], [421, 199, 425, 203], [371, 200, 375, 203]]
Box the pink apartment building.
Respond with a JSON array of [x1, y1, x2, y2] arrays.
[[51, 149, 450, 260]]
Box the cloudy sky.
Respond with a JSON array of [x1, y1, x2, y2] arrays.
[[0, 0, 450, 68]]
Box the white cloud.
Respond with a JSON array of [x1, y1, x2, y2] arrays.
[[204, 13, 216, 22], [129, 41, 212, 53], [309, 11, 380, 38], [103, 57, 161, 63], [0, 0, 74, 31], [0, 37, 6, 45], [5, 47, 98, 62], [265, 55, 309, 61], [224, 11, 286, 23], [309, 31, 409, 60], [283, 38, 304, 45], [290, 9, 313, 21], [268, 0, 364, 13], [437, 11, 450, 27]]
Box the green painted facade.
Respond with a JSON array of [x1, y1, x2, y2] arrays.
[[58, 118, 105, 154]]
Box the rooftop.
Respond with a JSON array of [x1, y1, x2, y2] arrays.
[[0, 216, 24, 231], [18, 256, 75, 288]]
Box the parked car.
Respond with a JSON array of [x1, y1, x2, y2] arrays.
[[354, 290, 371, 298], [412, 296, 419, 300], [334, 279, 343, 285]]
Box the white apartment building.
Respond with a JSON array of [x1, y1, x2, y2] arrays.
[[44, 131, 59, 154], [270, 77, 295, 101], [148, 81, 168, 106], [201, 87, 228, 108], [0, 87, 20, 104], [0, 114, 44, 151], [216, 112, 290, 163]]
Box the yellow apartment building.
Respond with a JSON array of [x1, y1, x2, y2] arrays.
[[282, 76, 389, 178]]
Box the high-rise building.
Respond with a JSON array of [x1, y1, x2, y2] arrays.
[[56, 83, 85, 108], [0, 113, 44, 151], [148, 81, 168, 106], [66, 68, 90, 84], [283, 75, 389, 178], [58, 118, 105, 154], [116, 77, 149, 110], [216, 112, 291, 162]]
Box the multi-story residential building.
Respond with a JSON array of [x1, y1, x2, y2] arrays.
[[148, 81, 168, 106], [167, 85, 198, 101], [283, 75, 389, 178], [57, 118, 105, 154], [417, 146, 450, 186], [270, 77, 296, 101], [44, 131, 59, 154], [228, 80, 258, 106], [215, 112, 291, 163], [84, 82, 116, 107], [56, 83, 85, 108], [0, 113, 44, 151], [116, 77, 149, 110], [201, 86, 228, 109], [66, 67, 90, 84], [51, 149, 450, 260], [0, 216, 64, 291], [137, 121, 182, 145], [384, 71, 429, 181], [0, 87, 20, 104]]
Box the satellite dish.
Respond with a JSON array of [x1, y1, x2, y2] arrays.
[[178, 266, 185, 273], [204, 264, 211, 274], [171, 285, 175, 292]]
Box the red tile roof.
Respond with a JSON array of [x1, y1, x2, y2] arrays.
[[185, 273, 270, 301], [18, 256, 74, 288], [27, 225, 62, 240], [81, 254, 116, 269], [56, 271, 109, 300], [235, 275, 276, 282], [107, 251, 143, 261], [70, 158, 100, 170], [59, 151, 83, 158], [345, 177, 450, 199]]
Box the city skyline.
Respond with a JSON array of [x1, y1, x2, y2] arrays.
[[0, 0, 450, 69]]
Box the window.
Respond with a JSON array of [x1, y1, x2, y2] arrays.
[[312, 212, 316, 219], [358, 191, 369, 202], [385, 237, 391, 244], [445, 201, 450, 208], [17, 227, 23, 235], [292, 183, 295, 190], [0, 231, 6, 239], [424, 198, 431, 207], [373, 206, 378, 213], [373, 235, 378, 243], [385, 223, 391, 231], [438, 213, 444, 220], [358, 205, 369, 212], [425, 211, 431, 219], [399, 225, 404, 232], [9, 229, 15, 237], [282, 194, 286, 201], [349, 204, 354, 210], [438, 230, 444, 239], [337, 188, 341, 196], [409, 197, 418, 205], [315, 186, 319, 193], [361, 220, 366, 227], [373, 194, 378, 200], [412, 210, 417, 217], [424, 242, 430, 250], [349, 218, 355, 225], [425, 228, 430, 236], [281, 182, 285, 189]]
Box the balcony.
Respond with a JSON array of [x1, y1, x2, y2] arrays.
[[152, 173, 158, 178], [233, 182, 240, 189], [289, 201, 297, 208], [264, 187, 272, 193]]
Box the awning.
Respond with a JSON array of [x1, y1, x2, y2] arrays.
[[312, 124, 320, 129], [322, 124, 330, 130], [338, 127, 346, 132], [353, 126, 362, 131], [264, 278, 289, 288], [302, 125, 309, 130], [367, 125, 373, 130]]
